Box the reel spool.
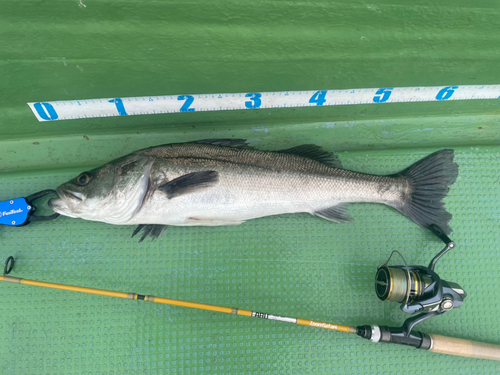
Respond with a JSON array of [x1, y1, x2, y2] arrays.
[[375, 264, 430, 304]]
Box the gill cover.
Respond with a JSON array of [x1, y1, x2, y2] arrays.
[[49, 156, 153, 225]]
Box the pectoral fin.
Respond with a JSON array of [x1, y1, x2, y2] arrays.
[[158, 171, 219, 199]]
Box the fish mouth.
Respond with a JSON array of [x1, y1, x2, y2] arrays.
[[48, 188, 84, 217]]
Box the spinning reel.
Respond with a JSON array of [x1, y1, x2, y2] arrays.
[[357, 224, 467, 348]]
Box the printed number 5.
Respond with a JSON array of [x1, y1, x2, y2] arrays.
[[245, 93, 262, 109], [178, 95, 195, 112], [373, 88, 393, 103], [436, 86, 458, 101]]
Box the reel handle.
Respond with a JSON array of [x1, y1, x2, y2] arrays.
[[429, 334, 500, 361]]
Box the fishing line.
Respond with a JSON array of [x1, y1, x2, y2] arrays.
[[27, 84, 500, 122]]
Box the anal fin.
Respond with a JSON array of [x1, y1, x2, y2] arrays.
[[314, 204, 352, 223]]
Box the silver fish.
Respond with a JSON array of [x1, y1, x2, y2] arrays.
[[48, 139, 458, 241]]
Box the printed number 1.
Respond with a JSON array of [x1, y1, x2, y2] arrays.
[[373, 88, 393, 103], [245, 93, 262, 109], [33, 102, 59, 121], [309, 91, 327, 106], [108, 98, 128, 116], [178, 95, 195, 112]]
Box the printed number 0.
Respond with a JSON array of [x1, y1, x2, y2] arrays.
[[178, 95, 195, 112], [436, 86, 459, 101], [309, 91, 327, 106], [33, 102, 59, 121], [373, 88, 393, 103], [245, 93, 262, 109]]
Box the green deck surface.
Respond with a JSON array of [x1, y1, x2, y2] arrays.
[[1, 0, 500, 374]]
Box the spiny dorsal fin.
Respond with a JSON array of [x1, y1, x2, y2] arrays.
[[194, 139, 254, 149], [132, 224, 169, 242], [279, 144, 342, 169], [314, 203, 352, 223], [158, 171, 219, 199]]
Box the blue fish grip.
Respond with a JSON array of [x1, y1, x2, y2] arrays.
[[0, 198, 32, 226], [0, 190, 59, 227]]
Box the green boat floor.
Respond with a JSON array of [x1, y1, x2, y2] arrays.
[[1, 145, 499, 374], [2, 0, 500, 373]]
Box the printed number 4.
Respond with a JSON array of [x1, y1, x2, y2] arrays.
[[178, 95, 195, 112], [373, 88, 393, 103], [309, 91, 327, 106]]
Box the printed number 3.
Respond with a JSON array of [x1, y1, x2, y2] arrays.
[[178, 95, 195, 112], [373, 88, 393, 103], [245, 93, 262, 109]]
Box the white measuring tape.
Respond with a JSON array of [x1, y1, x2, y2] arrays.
[[28, 85, 500, 122]]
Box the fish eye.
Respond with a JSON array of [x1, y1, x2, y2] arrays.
[[76, 172, 92, 186]]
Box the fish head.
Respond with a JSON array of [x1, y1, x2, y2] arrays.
[[49, 155, 153, 224]]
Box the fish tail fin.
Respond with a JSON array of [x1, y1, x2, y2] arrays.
[[392, 149, 458, 235]]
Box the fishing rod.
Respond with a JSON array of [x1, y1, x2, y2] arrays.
[[2, 226, 499, 361]]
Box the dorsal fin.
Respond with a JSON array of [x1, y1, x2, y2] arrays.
[[194, 139, 254, 149], [279, 144, 342, 168]]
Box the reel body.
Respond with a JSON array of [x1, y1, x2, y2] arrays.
[[375, 264, 466, 314], [358, 225, 467, 349]]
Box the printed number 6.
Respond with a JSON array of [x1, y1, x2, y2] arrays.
[[436, 86, 458, 101], [178, 95, 195, 112], [373, 88, 393, 103], [245, 93, 262, 109]]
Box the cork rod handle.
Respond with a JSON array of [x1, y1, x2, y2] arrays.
[[429, 334, 500, 361]]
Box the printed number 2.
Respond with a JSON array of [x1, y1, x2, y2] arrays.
[[178, 95, 195, 112], [245, 93, 262, 109], [309, 91, 327, 106], [33, 102, 59, 121], [436, 86, 458, 101], [373, 88, 393, 103], [108, 98, 128, 116]]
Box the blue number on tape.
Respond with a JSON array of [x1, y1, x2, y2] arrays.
[[33, 102, 59, 121], [178, 95, 195, 112], [373, 88, 393, 103], [108, 98, 128, 116], [436, 86, 459, 101], [245, 93, 262, 109], [309, 91, 327, 106]]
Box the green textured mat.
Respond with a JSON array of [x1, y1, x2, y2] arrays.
[[2, 0, 500, 373], [1, 146, 499, 374]]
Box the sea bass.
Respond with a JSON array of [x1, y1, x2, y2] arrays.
[[48, 139, 458, 241]]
